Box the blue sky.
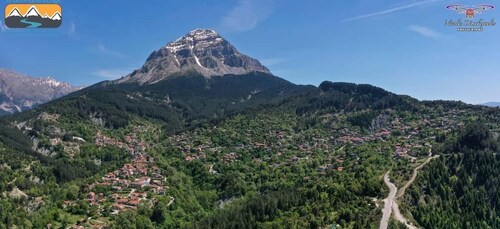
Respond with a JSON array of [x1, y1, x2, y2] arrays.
[[0, 0, 499, 104]]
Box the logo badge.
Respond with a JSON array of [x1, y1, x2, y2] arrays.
[[4, 4, 62, 28], [446, 4, 494, 18], [445, 4, 496, 32]]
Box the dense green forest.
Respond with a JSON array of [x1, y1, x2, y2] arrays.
[[403, 122, 500, 228]]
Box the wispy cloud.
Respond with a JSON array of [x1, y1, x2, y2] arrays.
[[342, 0, 440, 22], [66, 21, 76, 37], [220, 0, 275, 32], [0, 22, 8, 32], [270, 69, 288, 77], [92, 68, 132, 79], [97, 43, 126, 58], [409, 25, 443, 39], [261, 58, 286, 67]]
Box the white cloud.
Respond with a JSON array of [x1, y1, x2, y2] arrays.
[[92, 69, 132, 79], [261, 58, 285, 67], [409, 25, 443, 39], [220, 0, 275, 32], [97, 43, 126, 58], [342, 0, 440, 22]]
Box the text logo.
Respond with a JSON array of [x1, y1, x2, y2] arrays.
[[4, 4, 62, 28], [445, 4, 496, 32]]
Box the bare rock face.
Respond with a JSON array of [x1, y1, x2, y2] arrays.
[[0, 69, 82, 115], [118, 29, 271, 85]]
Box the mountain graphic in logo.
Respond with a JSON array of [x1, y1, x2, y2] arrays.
[[4, 4, 62, 28]]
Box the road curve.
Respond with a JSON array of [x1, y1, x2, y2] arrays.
[[397, 155, 440, 198], [388, 155, 439, 228], [379, 171, 397, 229]]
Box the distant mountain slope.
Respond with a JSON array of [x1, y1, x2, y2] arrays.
[[0, 69, 82, 115], [482, 102, 500, 107]]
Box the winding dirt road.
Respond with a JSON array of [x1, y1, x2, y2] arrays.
[[380, 155, 439, 229], [397, 155, 439, 198]]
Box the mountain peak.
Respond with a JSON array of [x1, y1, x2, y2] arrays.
[[169, 29, 219, 45], [186, 28, 219, 39], [25, 5, 40, 17], [0, 69, 82, 115], [8, 7, 22, 17], [165, 28, 224, 54], [51, 12, 62, 20], [118, 28, 271, 85]]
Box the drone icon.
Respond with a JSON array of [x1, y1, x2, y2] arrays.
[[446, 4, 495, 18]]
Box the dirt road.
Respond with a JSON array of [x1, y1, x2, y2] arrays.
[[379, 171, 397, 229], [397, 155, 439, 198], [167, 196, 175, 206], [392, 198, 417, 229], [381, 155, 439, 229]]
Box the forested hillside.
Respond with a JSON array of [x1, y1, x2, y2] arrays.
[[0, 79, 499, 228], [12, 72, 311, 131], [402, 122, 500, 228]]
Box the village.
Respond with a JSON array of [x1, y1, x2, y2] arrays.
[[167, 109, 466, 174], [65, 125, 170, 225], [88, 152, 166, 214], [63, 108, 469, 228]]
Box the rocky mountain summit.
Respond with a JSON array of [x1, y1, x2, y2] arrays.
[[0, 69, 82, 114], [118, 29, 271, 84]]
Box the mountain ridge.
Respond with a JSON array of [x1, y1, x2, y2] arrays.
[[482, 102, 500, 107], [117, 29, 271, 85], [0, 69, 82, 115]]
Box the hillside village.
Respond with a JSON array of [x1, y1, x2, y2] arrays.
[[167, 108, 468, 176], [2, 102, 493, 229], [64, 126, 171, 228]]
